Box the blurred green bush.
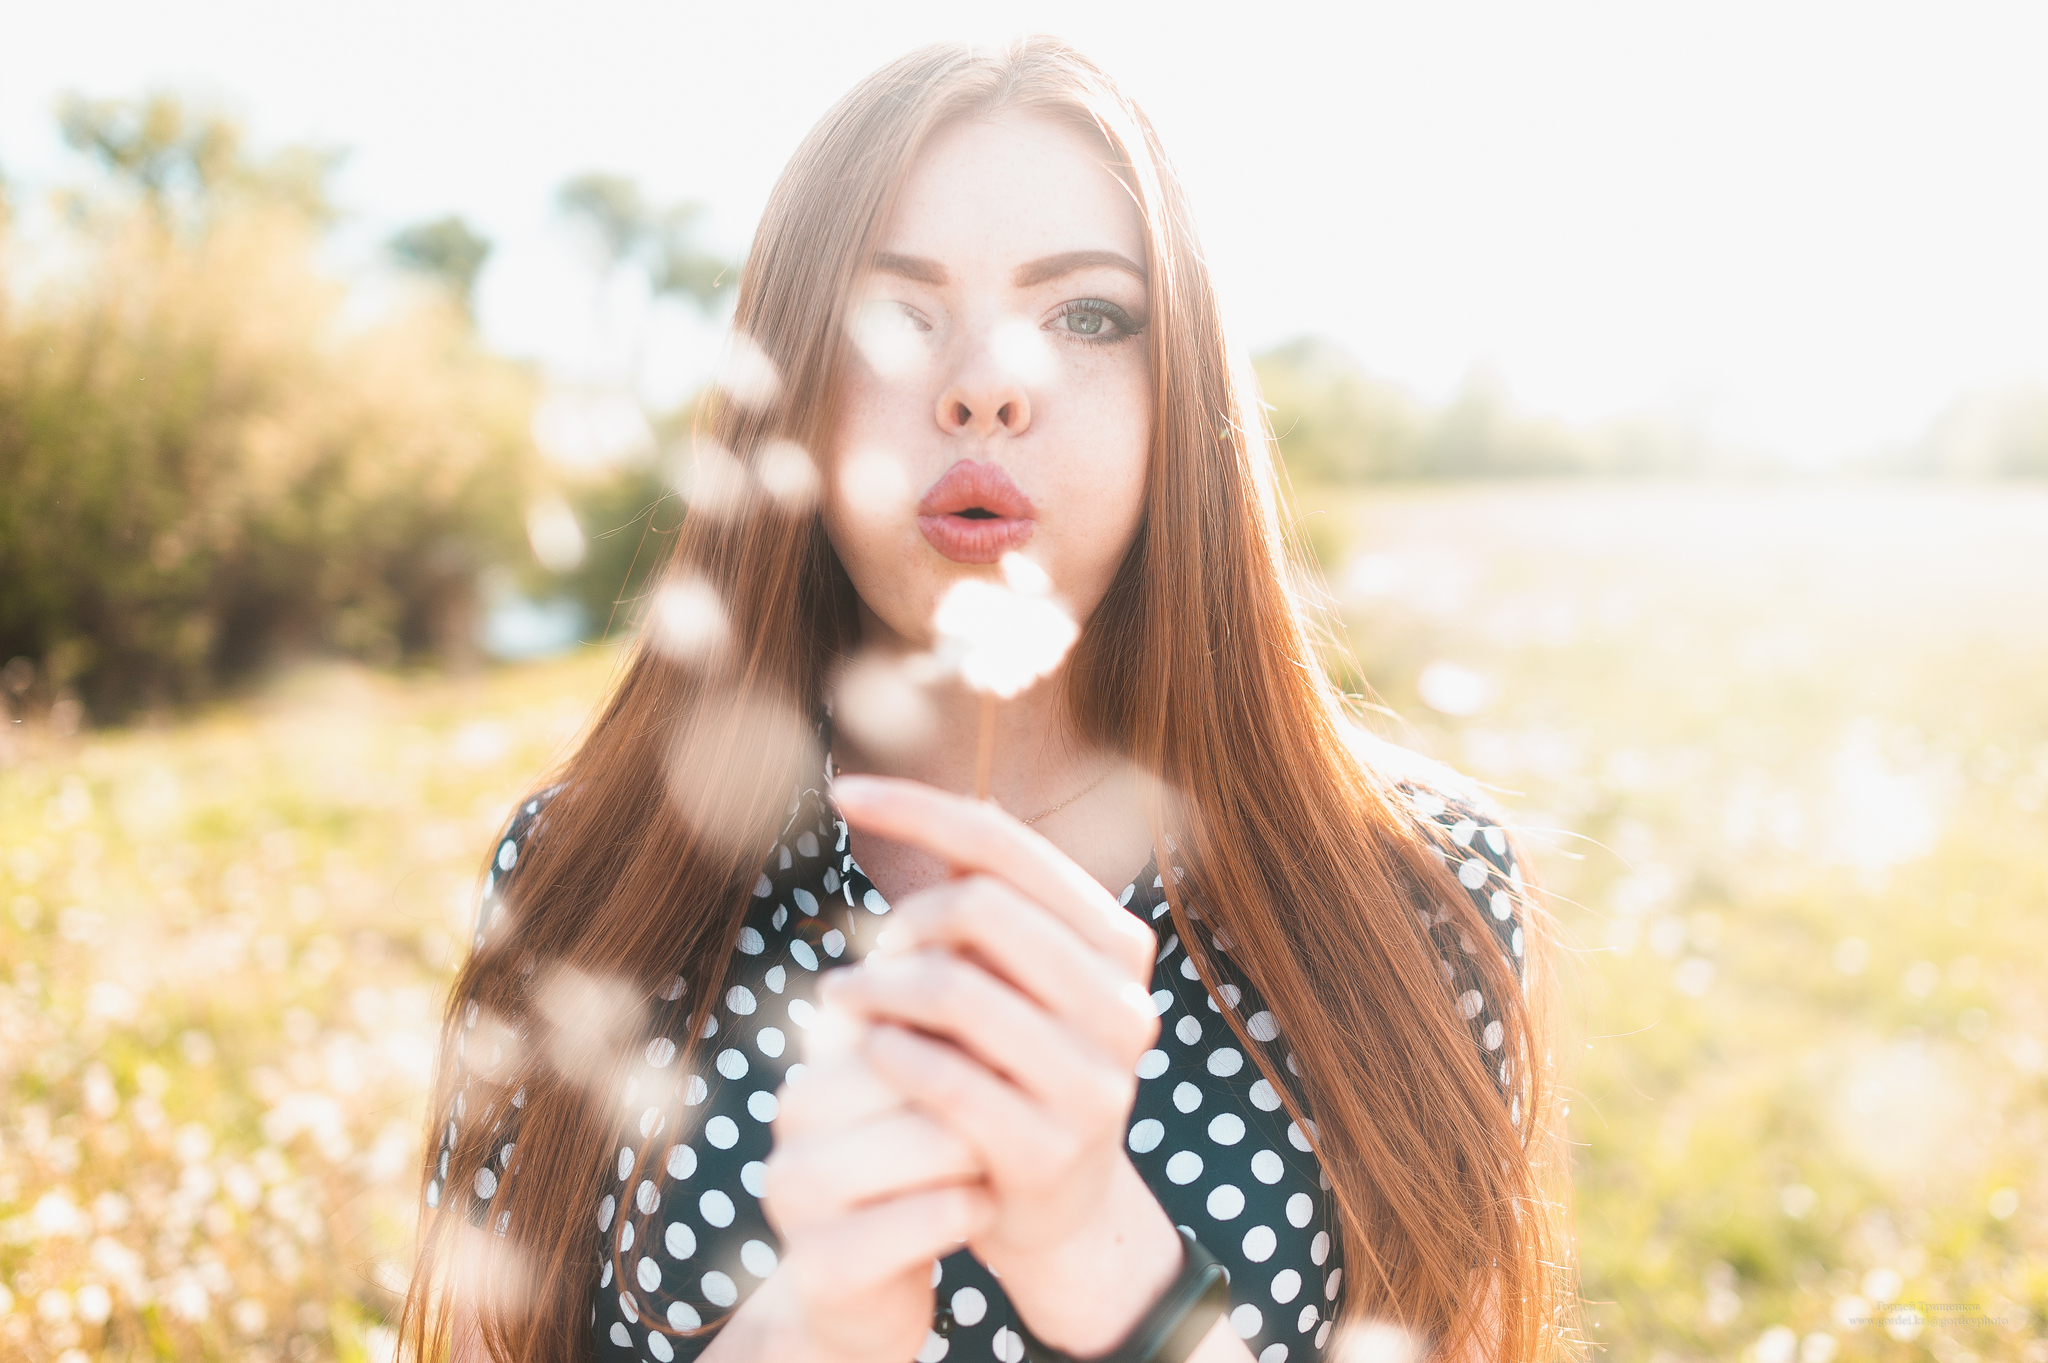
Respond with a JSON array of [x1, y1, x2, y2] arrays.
[[0, 95, 546, 721]]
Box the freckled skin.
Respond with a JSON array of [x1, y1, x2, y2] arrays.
[[822, 110, 1154, 655]]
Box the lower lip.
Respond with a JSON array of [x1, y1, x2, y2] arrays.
[[917, 514, 1035, 564]]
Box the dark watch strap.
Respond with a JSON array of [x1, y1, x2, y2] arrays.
[[1014, 1230, 1233, 1363]]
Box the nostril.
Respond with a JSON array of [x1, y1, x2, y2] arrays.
[[997, 403, 1014, 427], [954, 402, 972, 427]]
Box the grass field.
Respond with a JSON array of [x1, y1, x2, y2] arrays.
[[2, 481, 2044, 1361]]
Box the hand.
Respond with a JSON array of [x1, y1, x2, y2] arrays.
[[753, 1044, 991, 1363], [824, 774, 1182, 1355]]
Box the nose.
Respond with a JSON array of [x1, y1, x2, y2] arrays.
[[935, 352, 1032, 439]]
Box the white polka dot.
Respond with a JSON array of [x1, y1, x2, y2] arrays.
[[1286, 1193, 1313, 1227], [726, 986, 757, 1015], [1208, 1113, 1245, 1145], [737, 927, 765, 955], [1458, 990, 1484, 1019], [1129, 1119, 1165, 1154], [637, 1256, 662, 1292], [1259, 1346, 1289, 1363], [497, 840, 517, 870], [914, 1330, 949, 1362], [665, 1221, 695, 1259], [865, 888, 891, 914], [797, 831, 819, 857], [1173, 1082, 1203, 1113], [741, 1239, 778, 1277], [609, 1322, 630, 1347], [793, 888, 818, 915], [1243, 1224, 1277, 1262], [636, 1179, 660, 1215], [1483, 1020, 1504, 1051], [705, 1116, 738, 1149], [1136, 1049, 1169, 1079], [951, 1286, 987, 1326], [753, 873, 773, 898], [787, 998, 816, 1028], [1209, 984, 1242, 1012], [716, 1048, 749, 1079], [620, 1221, 635, 1253], [1231, 1303, 1263, 1338], [668, 1301, 701, 1330], [770, 904, 787, 930], [648, 1330, 675, 1362], [1249, 1079, 1282, 1112], [1250, 1150, 1284, 1183], [790, 941, 819, 971], [600, 1258, 612, 1288], [1411, 791, 1446, 818], [699, 1190, 734, 1227], [684, 1076, 708, 1105], [1512, 927, 1525, 958], [1207, 1048, 1244, 1077], [617, 1146, 635, 1179], [822, 929, 846, 957], [646, 1037, 677, 1068], [701, 1014, 717, 1038], [597, 1194, 616, 1231], [764, 965, 786, 993], [1176, 1015, 1203, 1044], [1324, 1268, 1342, 1300], [741, 1161, 767, 1197], [1150, 989, 1173, 1016], [759, 1026, 786, 1058], [1165, 1151, 1204, 1184], [474, 1167, 497, 1199], [1310, 1231, 1329, 1265], [748, 1090, 779, 1122], [1315, 1319, 1332, 1348], [1270, 1268, 1301, 1303], [640, 1106, 664, 1139], [1298, 1304, 1319, 1333], [992, 1326, 1025, 1362], [1181, 957, 1202, 980], [1459, 858, 1489, 889], [1207, 1184, 1245, 1219], [1247, 1010, 1281, 1042], [702, 1270, 737, 1307], [1490, 890, 1512, 921], [1287, 1121, 1314, 1152], [932, 1260, 944, 1288]]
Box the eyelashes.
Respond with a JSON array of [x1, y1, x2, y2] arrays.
[[1049, 298, 1146, 343]]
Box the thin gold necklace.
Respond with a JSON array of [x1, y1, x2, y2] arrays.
[[1020, 762, 1116, 826]]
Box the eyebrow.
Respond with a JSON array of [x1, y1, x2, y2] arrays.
[[867, 248, 1148, 289]]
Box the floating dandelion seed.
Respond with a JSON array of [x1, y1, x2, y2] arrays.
[[757, 439, 821, 511], [718, 332, 783, 410], [525, 495, 587, 573], [647, 576, 730, 666], [837, 448, 913, 521], [1333, 1319, 1424, 1363], [535, 966, 647, 1087], [847, 298, 927, 380], [931, 552, 1078, 798], [666, 691, 822, 860], [988, 318, 1057, 386], [833, 651, 940, 758], [673, 438, 752, 521]]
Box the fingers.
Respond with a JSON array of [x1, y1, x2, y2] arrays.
[[822, 949, 1119, 1110], [774, 1048, 905, 1134], [871, 873, 1159, 1060], [830, 774, 1157, 980], [779, 1183, 992, 1301], [764, 1108, 982, 1223], [863, 1023, 1126, 1196]]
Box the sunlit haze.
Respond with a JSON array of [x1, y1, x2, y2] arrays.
[[6, 0, 2046, 464]]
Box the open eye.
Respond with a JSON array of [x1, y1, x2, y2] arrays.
[[1050, 299, 1143, 342]]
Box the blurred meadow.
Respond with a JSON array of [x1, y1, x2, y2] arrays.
[[5, 31, 2048, 1363]]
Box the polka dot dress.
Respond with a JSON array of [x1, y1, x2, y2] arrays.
[[433, 743, 1528, 1363]]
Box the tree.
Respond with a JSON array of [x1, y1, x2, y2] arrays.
[[556, 171, 730, 312], [388, 216, 494, 320]]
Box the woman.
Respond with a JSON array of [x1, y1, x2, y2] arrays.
[[406, 36, 1578, 1363]]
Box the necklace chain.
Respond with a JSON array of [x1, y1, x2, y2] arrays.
[[1020, 762, 1116, 825]]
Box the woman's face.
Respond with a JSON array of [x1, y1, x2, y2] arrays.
[[822, 109, 1153, 654]]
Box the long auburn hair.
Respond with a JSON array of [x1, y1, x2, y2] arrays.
[[404, 35, 1580, 1363]]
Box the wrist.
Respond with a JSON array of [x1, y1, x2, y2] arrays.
[[989, 1158, 1184, 1356]]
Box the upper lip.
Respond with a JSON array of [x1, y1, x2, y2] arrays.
[[917, 460, 1037, 520]]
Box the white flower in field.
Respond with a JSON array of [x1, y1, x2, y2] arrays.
[[932, 554, 1078, 699]]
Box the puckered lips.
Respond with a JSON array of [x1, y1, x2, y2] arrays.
[[916, 460, 1037, 564]]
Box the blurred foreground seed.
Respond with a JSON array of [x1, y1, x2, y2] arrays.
[[1333, 1319, 1423, 1363], [665, 691, 822, 863], [526, 494, 588, 573], [717, 331, 783, 409], [535, 966, 646, 1086], [757, 439, 821, 512], [673, 438, 752, 522], [832, 651, 940, 759], [646, 576, 731, 667]]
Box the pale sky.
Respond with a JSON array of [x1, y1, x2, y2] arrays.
[[5, 0, 2046, 464]]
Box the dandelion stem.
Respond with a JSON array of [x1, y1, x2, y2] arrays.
[[972, 693, 996, 800]]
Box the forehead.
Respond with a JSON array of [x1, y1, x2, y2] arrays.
[[881, 109, 1147, 270]]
